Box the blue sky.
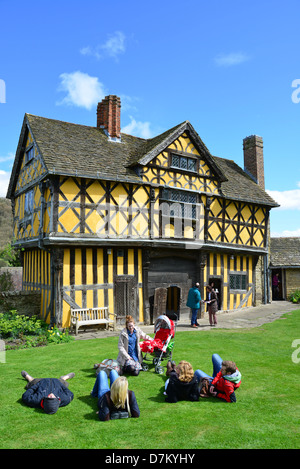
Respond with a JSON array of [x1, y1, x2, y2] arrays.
[[0, 0, 299, 237]]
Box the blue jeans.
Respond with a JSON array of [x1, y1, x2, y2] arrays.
[[91, 369, 119, 398], [194, 353, 223, 383], [191, 308, 199, 325]]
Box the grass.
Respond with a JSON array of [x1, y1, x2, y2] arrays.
[[0, 309, 299, 449]]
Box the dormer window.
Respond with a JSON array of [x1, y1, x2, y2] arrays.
[[25, 145, 35, 164], [170, 153, 197, 172]]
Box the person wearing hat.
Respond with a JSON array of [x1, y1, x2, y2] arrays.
[[21, 370, 74, 414]]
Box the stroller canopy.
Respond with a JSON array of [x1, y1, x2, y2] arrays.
[[155, 315, 175, 336]]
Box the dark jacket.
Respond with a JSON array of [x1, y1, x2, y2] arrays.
[[206, 290, 218, 313], [97, 390, 140, 421], [22, 378, 74, 409], [165, 370, 200, 403]]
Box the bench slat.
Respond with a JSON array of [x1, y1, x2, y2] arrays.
[[70, 307, 115, 335]]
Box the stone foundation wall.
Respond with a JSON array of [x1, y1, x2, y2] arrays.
[[0, 290, 41, 317]]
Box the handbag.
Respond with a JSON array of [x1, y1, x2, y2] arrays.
[[110, 392, 131, 419], [199, 378, 215, 398], [95, 358, 121, 376]]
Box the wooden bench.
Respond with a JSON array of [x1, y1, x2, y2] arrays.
[[70, 307, 116, 335]]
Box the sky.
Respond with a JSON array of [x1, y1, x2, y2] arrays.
[[0, 0, 299, 237]]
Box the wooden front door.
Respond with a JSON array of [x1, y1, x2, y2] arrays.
[[114, 275, 137, 325]]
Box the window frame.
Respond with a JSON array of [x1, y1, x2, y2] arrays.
[[25, 145, 35, 164], [168, 150, 198, 174], [160, 188, 199, 221], [24, 189, 34, 215], [229, 273, 247, 292]]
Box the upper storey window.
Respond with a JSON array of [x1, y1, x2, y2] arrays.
[[25, 145, 35, 164], [170, 153, 197, 172]]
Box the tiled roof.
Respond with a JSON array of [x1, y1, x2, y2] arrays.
[[212, 156, 279, 207], [270, 237, 300, 267], [6, 113, 279, 208]]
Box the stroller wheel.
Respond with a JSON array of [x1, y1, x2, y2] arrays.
[[141, 363, 149, 372], [153, 358, 159, 366], [155, 365, 164, 375]]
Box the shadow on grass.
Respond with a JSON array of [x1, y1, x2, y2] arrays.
[[78, 395, 98, 420]]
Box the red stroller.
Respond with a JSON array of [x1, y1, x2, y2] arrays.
[[139, 315, 176, 374]]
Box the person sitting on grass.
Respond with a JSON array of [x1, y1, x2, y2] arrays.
[[117, 315, 152, 376], [91, 369, 140, 421], [195, 354, 241, 403], [164, 360, 200, 403], [21, 370, 75, 414]]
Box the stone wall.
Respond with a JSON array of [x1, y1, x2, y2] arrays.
[[286, 269, 300, 297], [0, 267, 23, 291], [0, 290, 41, 317]]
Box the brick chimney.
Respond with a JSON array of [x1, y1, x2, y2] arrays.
[[243, 135, 265, 189], [97, 95, 121, 140]]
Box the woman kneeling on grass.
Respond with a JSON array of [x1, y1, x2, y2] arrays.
[[195, 353, 241, 403], [164, 360, 200, 403], [117, 315, 152, 376], [91, 369, 140, 421]]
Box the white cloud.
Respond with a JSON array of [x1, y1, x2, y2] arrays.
[[214, 52, 250, 67], [57, 71, 106, 110], [271, 228, 300, 237], [0, 152, 14, 164], [266, 184, 300, 210], [121, 117, 153, 139], [80, 31, 126, 61], [0, 170, 11, 197]]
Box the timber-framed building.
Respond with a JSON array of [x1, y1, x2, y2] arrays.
[[7, 95, 279, 327]]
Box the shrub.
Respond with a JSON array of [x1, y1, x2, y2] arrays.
[[46, 326, 74, 345], [0, 310, 48, 339], [289, 289, 300, 304], [0, 310, 74, 348]]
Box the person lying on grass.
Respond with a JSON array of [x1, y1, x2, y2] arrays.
[[91, 369, 140, 421], [164, 360, 200, 403], [21, 370, 75, 414], [195, 354, 241, 403]]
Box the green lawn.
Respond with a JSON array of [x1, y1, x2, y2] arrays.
[[0, 310, 299, 449]]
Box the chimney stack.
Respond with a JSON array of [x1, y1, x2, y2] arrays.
[[243, 135, 265, 189], [97, 95, 121, 140]]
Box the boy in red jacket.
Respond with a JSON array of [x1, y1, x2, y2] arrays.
[[195, 354, 241, 403]]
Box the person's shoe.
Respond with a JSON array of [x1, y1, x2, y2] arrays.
[[195, 322, 200, 327], [60, 372, 75, 380], [21, 370, 28, 378], [192, 324, 198, 328]]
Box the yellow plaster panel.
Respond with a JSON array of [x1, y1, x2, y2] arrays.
[[255, 208, 265, 224], [59, 177, 80, 201], [86, 249, 93, 284], [97, 249, 104, 283], [87, 180, 106, 203], [127, 249, 134, 275], [63, 249, 70, 286], [58, 206, 80, 233]]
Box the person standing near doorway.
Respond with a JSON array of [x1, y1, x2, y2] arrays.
[[186, 282, 201, 328], [205, 285, 218, 326], [272, 273, 280, 300]]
